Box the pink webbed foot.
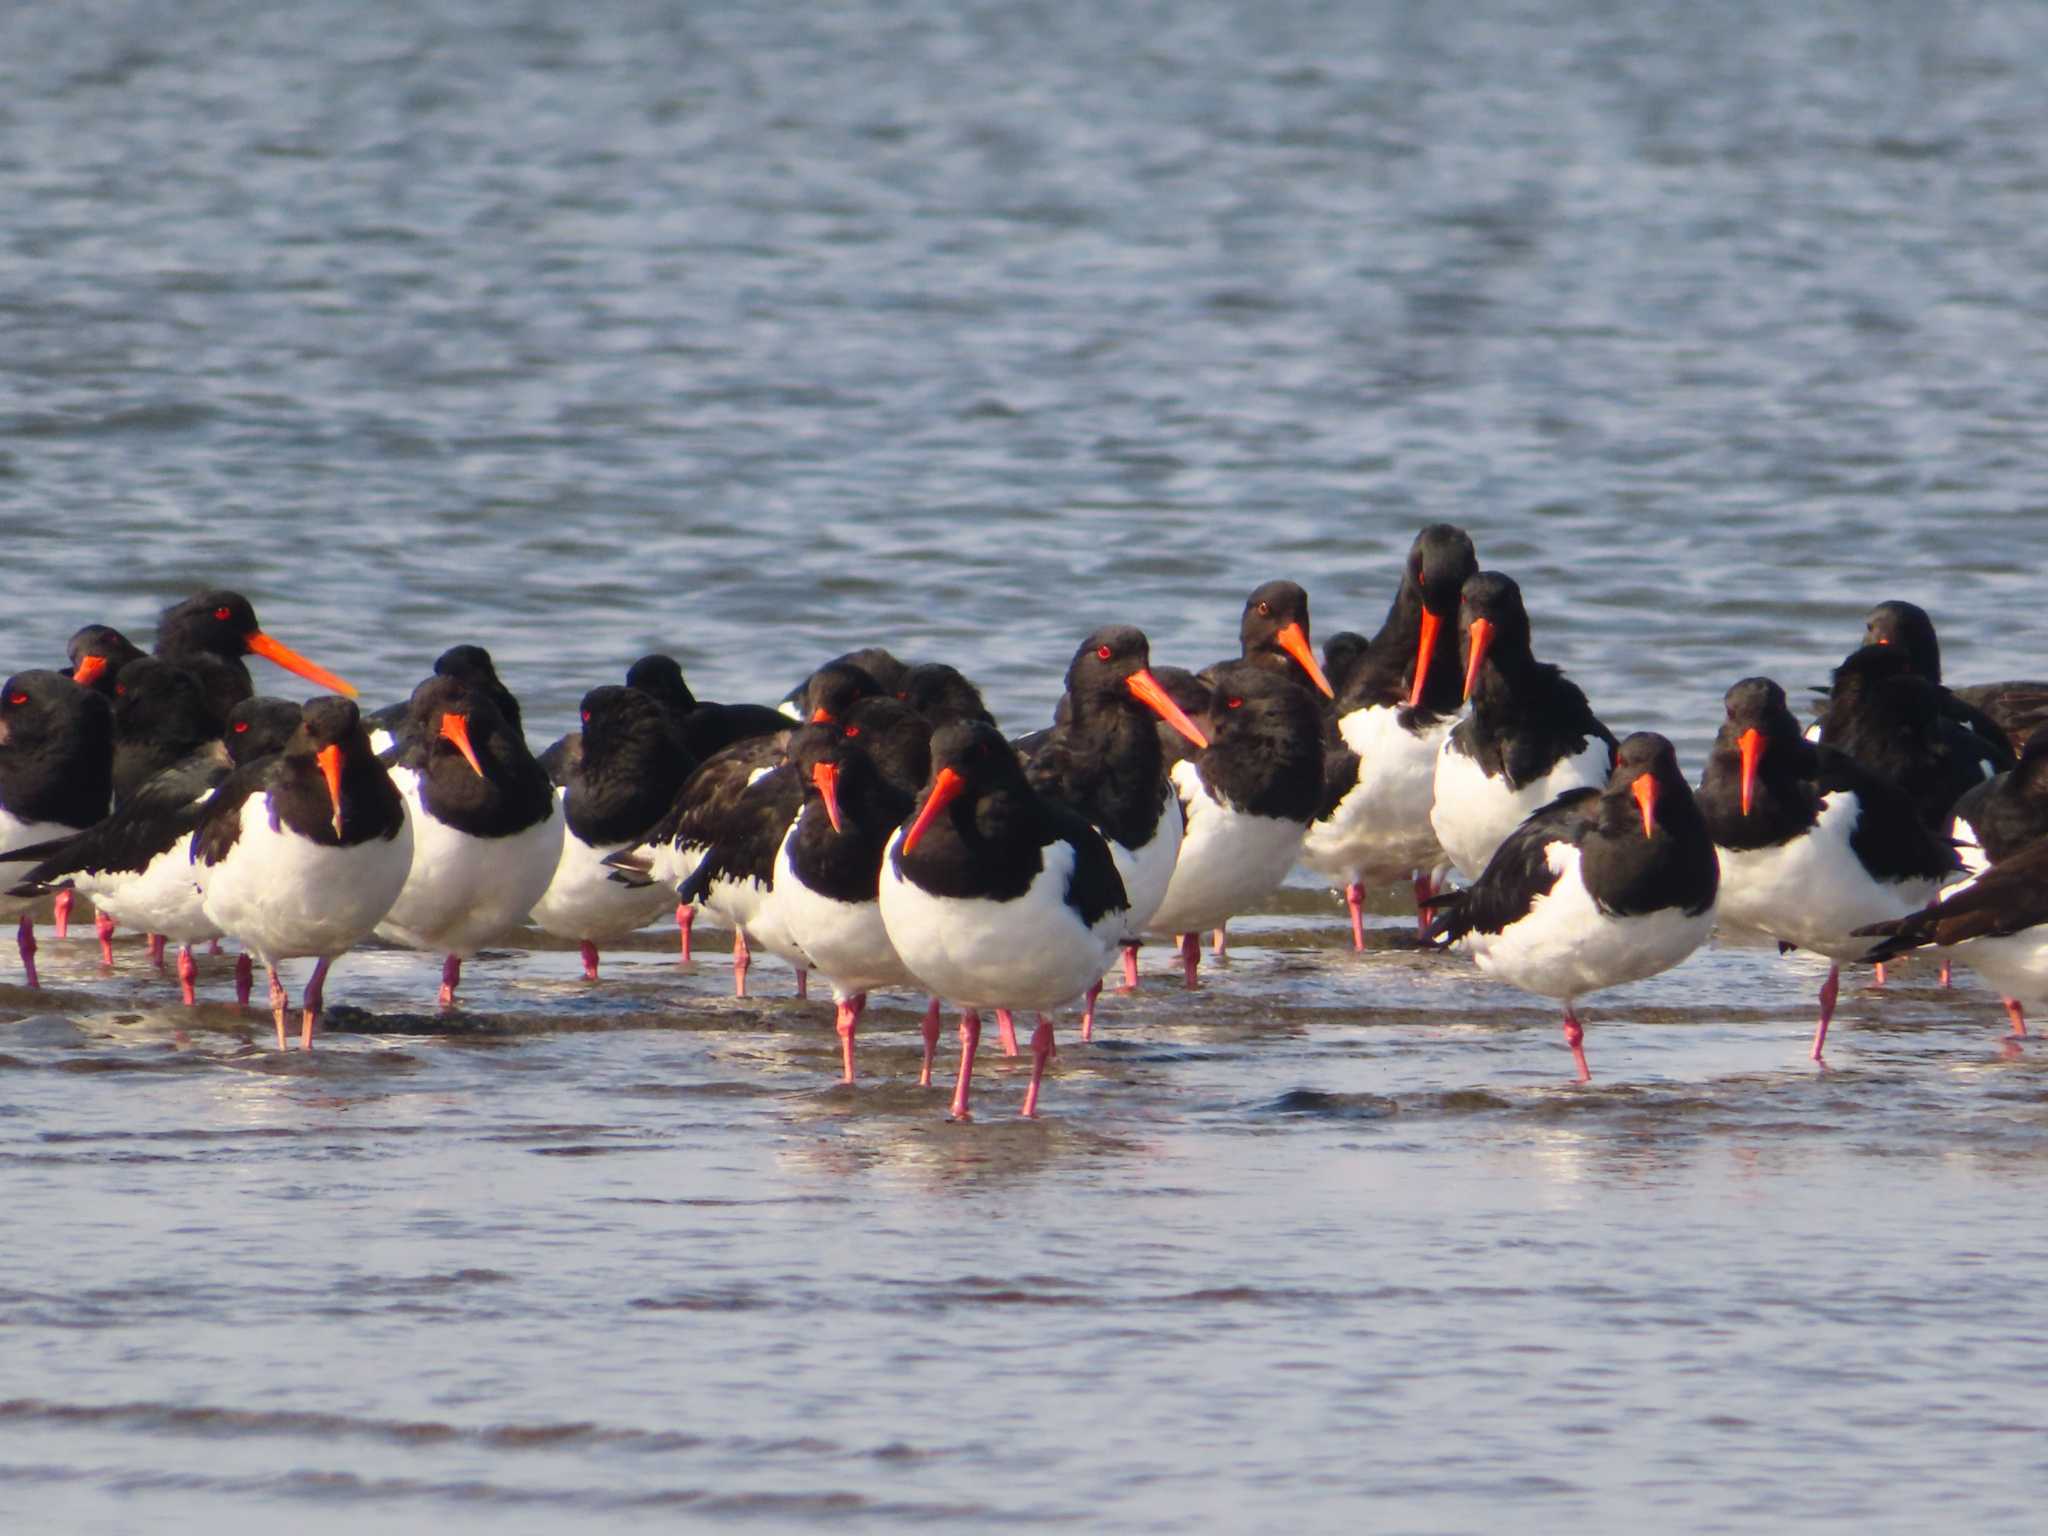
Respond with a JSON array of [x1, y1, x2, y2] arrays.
[[950, 1010, 982, 1122], [1940, 957, 1951, 989], [579, 940, 600, 983], [676, 902, 695, 965], [177, 945, 198, 1007], [234, 953, 253, 1011], [52, 888, 72, 941], [1345, 881, 1366, 952], [1872, 961, 1887, 989], [1080, 979, 1101, 1043], [919, 996, 942, 1087], [1812, 965, 1840, 1062], [1119, 942, 1139, 992], [732, 930, 750, 998], [16, 913, 38, 990], [95, 911, 116, 968], [995, 1008, 1019, 1057], [438, 954, 461, 1012], [1562, 1005, 1591, 1084], [1021, 1015, 1056, 1118], [834, 993, 865, 1083]]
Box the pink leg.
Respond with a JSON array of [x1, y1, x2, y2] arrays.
[[1345, 881, 1366, 951], [795, 966, 809, 1000], [209, 938, 223, 956], [1021, 1015, 1056, 1118], [95, 910, 116, 967], [1119, 942, 1139, 991], [1939, 958, 1951, 988], [438, 954, 460, 1012], [579, 940, 600, 982], [234, 953, 253, 1010], [996, 1008, 1019, 1057], [1080, 979, 1101, 1043], [1562, 1003, 1591, 1083], [268, 966, 288, 1049], [733, 930, 750, 998], [1212, 925, 1227, 958], [2006, 997, 2027, 1038], [1812, 964, 1840, 1061], [1413, 869, 1435, 940], [51, 888, 72, 940], [1178, 930, 1200, 990], [676, 903, 695, 964], [147, 933, 166, 970], [835, 992, 865, 1083], [177, 944, 197, 1007], [919, 997, 942, 1087], [16, 913, 38, 990], [1873, 961, 1887, 988], [300, 956, 332, 1050], [950, 1010, 982, 1121]]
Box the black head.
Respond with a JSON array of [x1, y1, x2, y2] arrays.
[[625, 653, 695, 714], [832, 646, 911, 695], [1606, 731, 1693, 836], [1456, 571, 1532, 699], [899, 721, 1030, 855], [1407, 524, 1481, 616], [157, 590, 359, 698], [1238, 581, 1334, 698], [297, 696, 366, 752], [405, 674, 520, 778], [578, 683, 672, 753], [1203, 661, 1324, 747], [1721, 676, 1796, 738], [225, 697, 303, 765], [1863, 601, 1941, 684], [0, 670, 109, 753], [1831, 642, 1924, 696], [840, 696, 933, 795], [1321, 631, 1371, 698], [800, 661, 884, 726], [898, 662, 997, 730], [109, 657, 219, 749], [1065, 625, 1152, 697], [66, 625, 144, 695]]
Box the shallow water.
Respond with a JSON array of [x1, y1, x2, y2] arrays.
[[5, 1, 2048, 1529]]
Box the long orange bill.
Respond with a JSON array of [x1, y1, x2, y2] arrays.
[[317, 744, 347, 839], [810, 706, 833, 724], [1408, 608, 1442, 709], [439, 712, 485, 778], [1127, 669, 1209, 749], [1274, 621, 1334, 699], [1737, 728, 1764, 817], [813, 760, 843, 833], [900, 766, 965, 855], [248, 631, 359, 699], [72, 654, 108, 688], [1461, 617, 1495, 704], [1631, 773, 1659, 839]]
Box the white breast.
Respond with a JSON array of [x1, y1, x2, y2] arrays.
[[376, 768, 566, 957], [1144, 760, 1305, 937], [1431, 733, 1611, 881], [72, 814, 218, 945], [0, 811, 91, 920], [773, 829, 911, 1001], [529, 789, 673, 943], [1107, 787, 1182, 939], [1299, 703, 1451, 884], [200, 797, 415, 967]]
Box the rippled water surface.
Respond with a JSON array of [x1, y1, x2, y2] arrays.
[[6, 1, 2048, 1529]]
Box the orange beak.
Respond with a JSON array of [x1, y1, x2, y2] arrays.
[[1274, 621, 1334, 700], [316, 743, 347, 839], [1127, 668, 1209, 749], [1737, 727, 1764, 817], [247, 631, 359, 699], [1461, 617, 1495, 704], [1408, 608, 1442, 709], [810, 706, 833, 724], [900, 766, 966, 855], [439, 711, 485, 778], [1874, 635, 1889, 646], [73, 654, 108, 688], [812, 759, 843, 833], [1631, 773, 1659, 839]]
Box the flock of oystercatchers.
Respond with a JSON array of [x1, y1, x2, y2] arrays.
[[3, 524, 2046, 1116]]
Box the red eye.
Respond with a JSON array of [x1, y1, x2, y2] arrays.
[[1227, 697, 1244, 710], [1256, 602, 1270, 616], [7, 692, 26, 705], [1096, 645, 1112, 661], [233, 721, 250, 733], [581, 710, 591, 724], [896, 691, 909, 701], [213, 606, 232, 622], [845, 725, 861, 738], [113, 685, 125, 697]]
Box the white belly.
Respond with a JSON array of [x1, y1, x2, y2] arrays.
[[1144, 761, 1303, 936], [0, 811, 93, 920], [75, 827, 219, 944], [1952, 928, 2048, 1009], [530, 790, 673, 943], [879, 833, 1119, 1012], [1431, 734, 1610, 881], [1108, 791, 1182, 939], [1300, 704, 1451, 883], [376, 769, 565, 957], [1456, 845, 1715, 1001], [199, 799, 415, 966], [1714, 794, 1944, 964], [773, 831, 910, 1000]]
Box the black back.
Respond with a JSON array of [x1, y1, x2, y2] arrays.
[[107, 657, 222, 807], [628, 653, 793, 760], [1024, 626, 1176, 853], [898, 662, 997, 731], [559, 686, 695, 846], [192, 697, 405, 864], [1952, 725, 2048, 865], [1859, 837, 2048, 960], [1187, 663, 1325, 824], [1444, 571, 1617, 789], [0, 671, 114, 831], [1819, 645, 2008, 830], [673, 738, 811, 904]]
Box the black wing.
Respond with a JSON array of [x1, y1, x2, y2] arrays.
[[190, 754, 285, 868], [674, 764, 803, 902], [1426, 788, 1601, 944], [1811, 746, 1962, 884], [648, 736, 786, 851], [9, 746, 231, 894], [1857, 839, 2048, 960]]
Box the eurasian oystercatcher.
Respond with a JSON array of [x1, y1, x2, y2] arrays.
[[1817, 644, 2009, 834], [622, 653, 790, 761], [1430, 572, 1617, 881], [154, 591, 359, 708], [65, 626, 145, 698], [879, 721, 1129, 1119], [1143, 664, 1324, 988], [1861, 600, 2048, 754], [0, 672, 113, 988], [1698, 677, 1961, 1060], [366, 644, 522, 757], [194, 697, 412, 1048], [375, 675, 562, 1010], [1300, 523, 1478, 947], [1425, 732, 1719, 1081], [1857, 838, 2048, 1034]]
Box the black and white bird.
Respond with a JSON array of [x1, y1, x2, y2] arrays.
[[1021, 626, 1210, 1036], [1951, 726, 2048, 876], [1857, 839, 2048, 1034], [1817, 644, 2010, 835], [8, 696, 300, 1006], [529, 686, 695, 981], [621, 653, 790, 761], [0, 673, 114, 988], [1301, 523, 1478, 947], [155, 591, 360, 715], [879, 721, 1129, 1119], [374, 675, 562, 1010], [1697, 678, 1961, 1060], [366, 644, 522, 757], [1426, 733, 1719, 1081], [65, 625, 145, 698], [1859, 600, 2048, 755], [195, 698, 412, 1048], [1430, 572, 1618, 881], [1143, 664, 1324, 988]]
